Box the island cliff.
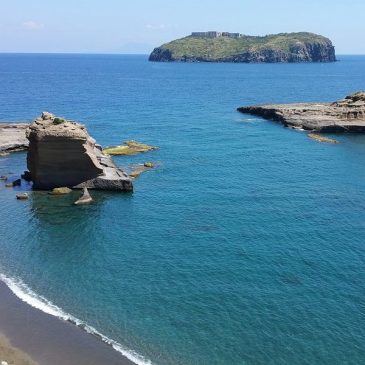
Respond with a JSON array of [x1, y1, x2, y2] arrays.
[[237, 92, 365, 132], [149, 32, 336, 63], [26, 112, 133, 191]]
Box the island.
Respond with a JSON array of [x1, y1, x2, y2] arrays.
[[149, 32, 336, 63], [237, 92, 365, 132]]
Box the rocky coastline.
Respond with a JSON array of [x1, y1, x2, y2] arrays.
[[237, 92, 365, 132], [0, 123, 29, 154]]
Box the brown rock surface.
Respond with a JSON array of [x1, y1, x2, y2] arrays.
[[237, 92, 365, 132], [0, 123, 29, 152], [26, 112, 133, 191]]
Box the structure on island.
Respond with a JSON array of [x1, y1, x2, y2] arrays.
[[191, 31, 242, 39]]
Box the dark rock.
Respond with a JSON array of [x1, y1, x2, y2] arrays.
[[21, 171, 32, 181], [237, 92, 365, 132], [5, 179, 21, 187]]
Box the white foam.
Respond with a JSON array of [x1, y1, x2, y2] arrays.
[[0, 273, 153, 365]]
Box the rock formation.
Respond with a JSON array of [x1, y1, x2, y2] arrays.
[[26, 112, 133, 191], [237, 92, 365, 132], [0, 123, 29, 153], [149, 32, 336, 63], [74, 187, 93, 205]]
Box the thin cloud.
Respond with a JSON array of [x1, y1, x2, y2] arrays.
[[22, 21, 45, 30], [145, 24, 166, 30]]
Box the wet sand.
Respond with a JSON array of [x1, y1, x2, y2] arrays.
[[0, 281, 136, 365]]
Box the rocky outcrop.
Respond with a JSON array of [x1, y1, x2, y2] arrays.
[[0, 124, 29, 153], [149, 32, 336, 63], [26, 112, 133, 191], [237, 92, 365, 132]]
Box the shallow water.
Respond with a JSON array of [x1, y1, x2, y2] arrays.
[[1, 54, 365, 364]]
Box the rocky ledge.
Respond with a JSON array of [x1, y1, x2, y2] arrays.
[[26, 112, 133, 191], [237, 92, 365, 132], [0, 123, 29, 153]]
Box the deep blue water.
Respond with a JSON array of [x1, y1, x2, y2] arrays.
[[1, 54, 365, 365]]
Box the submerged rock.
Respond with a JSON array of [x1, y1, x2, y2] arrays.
[[237, 92, 365, 132], [49, 187, 73, 195], [74, 187, 93, 205], [308, 133, 339, 144], [26, 112, 133, 191], [103, 140, 158, 156], [129, 163, 156, 178]]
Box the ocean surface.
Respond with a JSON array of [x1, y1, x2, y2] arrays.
[[1, 54, 365, 365]]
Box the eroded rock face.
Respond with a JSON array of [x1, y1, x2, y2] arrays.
[[26, 112, 133, 191], [237, 92, 365, 132]]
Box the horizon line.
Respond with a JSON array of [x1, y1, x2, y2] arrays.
[[0, 52, 364, 56]]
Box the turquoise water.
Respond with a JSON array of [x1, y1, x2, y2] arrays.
[[1, 54, 365, 364]]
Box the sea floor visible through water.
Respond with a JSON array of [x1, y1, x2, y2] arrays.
[[1, 54, 365, 365]]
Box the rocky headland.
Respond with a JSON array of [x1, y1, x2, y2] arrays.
[[0, 123, 29, 154], [237, 92, 365, 132], [26, 112, 133, 191], [149, 32, 336, 63]]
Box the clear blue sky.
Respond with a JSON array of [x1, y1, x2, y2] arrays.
[[1, 0, 364, 54]]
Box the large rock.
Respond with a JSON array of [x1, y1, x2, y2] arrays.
[[237, 92, 365, 132], [26, 112, 133, 191]]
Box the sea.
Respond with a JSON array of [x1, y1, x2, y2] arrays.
[[0, 54, 365, 365]]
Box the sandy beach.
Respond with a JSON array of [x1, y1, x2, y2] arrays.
[[0, 281, 136, 365]]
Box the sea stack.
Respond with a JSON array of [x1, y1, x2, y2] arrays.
[[26, 112, 133, 191]]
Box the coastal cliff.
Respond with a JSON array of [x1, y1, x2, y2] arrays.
[[149, 32, 336, 63], [26, 112, 133, 191], [237, 92, 365, 132]]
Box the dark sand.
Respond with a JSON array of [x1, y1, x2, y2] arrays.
[[0, 281, 136, 365]]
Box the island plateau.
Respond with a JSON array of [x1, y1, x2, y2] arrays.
[[149, 31, 336, 63]]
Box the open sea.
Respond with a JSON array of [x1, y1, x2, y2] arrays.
[[1, 54, 365, 365]]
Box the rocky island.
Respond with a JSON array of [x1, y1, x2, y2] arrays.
[[149, 32, 336, 63], [237, 92, 365, 132], [26, 112, 133, 191]]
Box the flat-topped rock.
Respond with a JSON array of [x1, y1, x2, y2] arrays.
[[0, 123, 29, 152], [26, 112, 133, 191], [237, 92, 365, 132]]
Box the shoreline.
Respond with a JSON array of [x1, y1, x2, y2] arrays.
[[0, 279, 142, 365]]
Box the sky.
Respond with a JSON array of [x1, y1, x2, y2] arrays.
[[1, 0, 364, 54]]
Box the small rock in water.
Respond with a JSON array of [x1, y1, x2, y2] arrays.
[[16, 193, 29, 200], [74, 187, 93, 205], [0, 175, 7, 181], [49, 187, 73, 195], [5, 179, 21, 187]]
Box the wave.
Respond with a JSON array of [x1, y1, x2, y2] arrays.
[[0, 272, 153, 365]]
